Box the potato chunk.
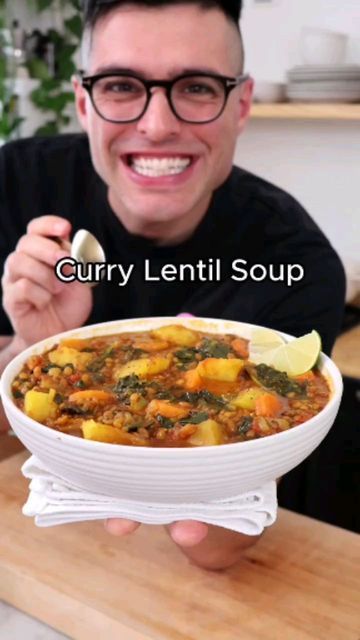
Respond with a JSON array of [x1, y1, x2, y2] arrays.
[[81, 420, 148, 446], [24, 388, 58, 422], [197, 358, 244, 382], [229, 387, 265, 410], [48, 346, 92, 370], [152, 325, 197, 347], [188, 419, 223, 446], [116, 354, 172, 379]]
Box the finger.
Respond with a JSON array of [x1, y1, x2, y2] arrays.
[[3, 252, 64, 295], [104, 519, 141, 536], [167, 520, 209, 547], [16, 235, 69, 268], [27, 215, 71, 239], [3, 278, 53, 313]]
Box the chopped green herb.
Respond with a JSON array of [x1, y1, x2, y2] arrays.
[[62, 405, 91, 416], [74, 379, 86, 390], [86, 346, 116, 372], [180, 390, 226, 406], [251, 364, 306, 397], [121, 347, 145, 362], [12, 389, 24, 399], [198, 338, 232, 359], [179, 411, 209, 425], [114, 374, 147, 400], [156, 415, 174, 429], [175, 348, 198, 363], [54, 392, 64, 405], [156, 390, 177, 401], [41, 363, 61, 373], [237, 416, 253, 435], [198, 390, 227, 406]]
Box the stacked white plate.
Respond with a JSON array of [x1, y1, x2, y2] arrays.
[[286, 65, 360, 103]]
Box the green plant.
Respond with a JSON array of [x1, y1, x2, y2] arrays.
[[0, 4, 24, 141], [27, 0, 82, 135]]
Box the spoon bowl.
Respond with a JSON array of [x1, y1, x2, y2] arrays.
[[71, 229, 106, 264]]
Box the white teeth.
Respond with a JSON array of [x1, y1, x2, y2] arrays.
[[130, 156, 191, 177]]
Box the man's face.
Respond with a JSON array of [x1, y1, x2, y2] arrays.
[[74, 4, 253, 239]]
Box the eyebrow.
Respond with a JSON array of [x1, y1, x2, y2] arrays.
[[90, 65, 224, 77]]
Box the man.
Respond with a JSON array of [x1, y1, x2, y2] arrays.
[[0, 1, 345, 569]]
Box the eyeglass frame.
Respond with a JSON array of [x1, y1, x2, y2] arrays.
[[77, 70, 250, 124]]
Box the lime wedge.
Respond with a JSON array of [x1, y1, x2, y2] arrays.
[[251, 330, 322, 377], [249, 327, 286, 363]]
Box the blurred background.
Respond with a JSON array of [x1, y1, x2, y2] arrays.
[[0, 0, 359, 531]]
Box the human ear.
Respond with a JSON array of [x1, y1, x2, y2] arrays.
[[236, 77, 254, 135], [72, 74, 89, 133]]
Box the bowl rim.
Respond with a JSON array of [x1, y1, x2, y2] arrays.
[[0, 316, 343, 457]]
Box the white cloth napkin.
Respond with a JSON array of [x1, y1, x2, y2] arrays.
[[21, 455, 278, 534]]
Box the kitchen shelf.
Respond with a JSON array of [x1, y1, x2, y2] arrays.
[[251, 103, 360, 121]]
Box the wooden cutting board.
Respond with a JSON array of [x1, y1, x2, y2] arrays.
[[0, 451, 359, 640]]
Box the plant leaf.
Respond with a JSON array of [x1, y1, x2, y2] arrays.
[[36, 0, 54, 11], [65, 15, 82, 39]]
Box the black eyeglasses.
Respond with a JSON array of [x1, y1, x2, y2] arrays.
[[78, 71, 249, 124]]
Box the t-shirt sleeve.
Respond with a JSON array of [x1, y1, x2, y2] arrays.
[[0, 144, 16, 335]]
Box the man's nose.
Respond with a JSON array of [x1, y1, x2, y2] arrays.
[[136, 89, 181, 140]]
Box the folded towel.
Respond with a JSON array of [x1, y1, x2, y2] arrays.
[[21, 455, 278, 534]]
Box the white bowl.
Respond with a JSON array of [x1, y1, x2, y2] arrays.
[[0, 317, 343, 503], [301, 28, 348, 66], [253, 81, 286, 104]]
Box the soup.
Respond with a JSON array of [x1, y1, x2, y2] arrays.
[[11, 324, 330, 447]]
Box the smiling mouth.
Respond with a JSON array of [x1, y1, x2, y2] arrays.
[[125, 154, 194, 177]]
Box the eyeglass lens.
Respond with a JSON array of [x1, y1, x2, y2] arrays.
[[90, 75, 227, 123]]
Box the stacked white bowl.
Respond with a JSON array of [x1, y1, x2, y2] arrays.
[[286, 28, 360, 103], [286, 64, 360, 103]]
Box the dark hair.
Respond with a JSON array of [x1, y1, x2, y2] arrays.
[[82, 1, 242, 30]]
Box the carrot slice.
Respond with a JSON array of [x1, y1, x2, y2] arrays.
[[182, 368, 203, 391], [146, 400, 191, 420], [60, 338, 91, 351], [69, 390, 115, 404], [231, 338, 249, 358], [255, 393, 283, 417]]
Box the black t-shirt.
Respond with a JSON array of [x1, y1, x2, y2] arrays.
[[0, 133, 345, 355]]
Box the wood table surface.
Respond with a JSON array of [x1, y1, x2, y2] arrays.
[[0, 445, 359, 640]]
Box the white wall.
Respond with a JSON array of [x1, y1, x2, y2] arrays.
[[242, 0, 360, 81], [235, 120, 359, 260], [236, 0, 360, 292]]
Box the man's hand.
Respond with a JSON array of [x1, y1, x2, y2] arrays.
[[104, 519, 261, 571], [2, 215, 92, 348]]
